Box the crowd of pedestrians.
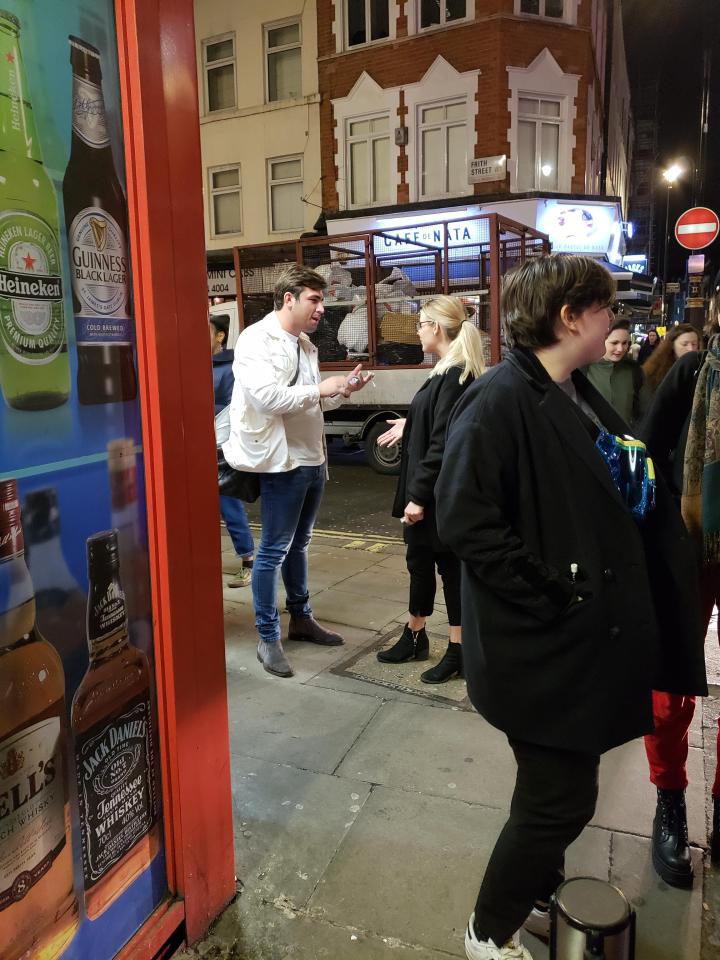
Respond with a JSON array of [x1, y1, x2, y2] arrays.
[[213, 256, 717, 960]]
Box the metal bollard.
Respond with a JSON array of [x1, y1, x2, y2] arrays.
[[550, 877, 635, 960]]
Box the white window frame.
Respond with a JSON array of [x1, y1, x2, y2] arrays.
[[334, 0, 397, 52], [507, 49, 579, 194], [332, 72, 400, 210], [202, 32, 236, 114], [209, 164, 242, 237], [417, 98, 468, 200], [516, 94, 563, 192], [346, 113, 392, 209], [267, 155, 305, 233], [416, 0, 470, 32], [514, 0, 579, 25], [403, 56, 479, 203], [264, 17, 302, 104]]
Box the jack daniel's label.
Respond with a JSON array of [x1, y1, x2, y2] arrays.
[[69, 207, 131, 346], [74, 695, 157, 888], [0, 717, 67, 911], [0, 210, 65, 364]]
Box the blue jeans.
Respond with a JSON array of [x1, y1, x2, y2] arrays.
[[220, 495, 254, 557], [252, 465, 325, 643]]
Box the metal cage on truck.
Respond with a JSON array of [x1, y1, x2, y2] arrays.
[[231, 213, 549, 473]]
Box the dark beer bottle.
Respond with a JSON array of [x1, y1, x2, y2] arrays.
[[62, 36, 137, 404]]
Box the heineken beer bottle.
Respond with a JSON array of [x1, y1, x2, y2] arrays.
[[0, 12, 70, 411], [63, 36, 137, 405]]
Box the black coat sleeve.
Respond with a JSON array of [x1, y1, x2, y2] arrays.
[[435, 387, 575, 622], [640, 351, 700, 481], [406, 368, 467, 506]]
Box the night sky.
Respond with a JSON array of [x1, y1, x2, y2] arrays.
[[623, 0, 720, 282]]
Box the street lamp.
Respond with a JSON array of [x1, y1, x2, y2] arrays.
[[662, 163, 683, 322]]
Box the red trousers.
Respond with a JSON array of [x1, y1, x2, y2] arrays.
[[644, 568, 720, 796]]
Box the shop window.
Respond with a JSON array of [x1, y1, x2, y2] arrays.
[[418, 100, 467, 198], [265, 20, 302, 102], [418, 0, 467, 30], [268, 156, 304, 231], [202, 34, 236, 112], [346, 0, 390, 47], [517, 95, 562, 191], [347, 114, 391, 207], [210, 165, 242, 236], [517, 0, 571, 20]]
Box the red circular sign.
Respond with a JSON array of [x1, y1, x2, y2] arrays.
[[675, 206, 720, 250]]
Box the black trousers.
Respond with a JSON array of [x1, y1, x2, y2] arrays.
[[473, 738, 600, 945], [405, 542, 461, 626]]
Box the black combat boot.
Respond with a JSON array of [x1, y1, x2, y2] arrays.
[[652, 787, 693, 887], [711, 796, 720, 864], [420, 641, 463, 684], [376, 624, 429, 663]]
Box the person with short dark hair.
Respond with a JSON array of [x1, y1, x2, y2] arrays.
[[223, 265, 373, 677], [583, 318, 643, 427], [435, 253, 706, 960], [211, 313, 255, 588]]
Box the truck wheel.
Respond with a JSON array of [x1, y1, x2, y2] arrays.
[[364, 421, 402, 475]]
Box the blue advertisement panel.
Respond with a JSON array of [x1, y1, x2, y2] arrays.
[[0, 3, 167, 959]]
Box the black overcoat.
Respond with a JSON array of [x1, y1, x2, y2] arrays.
[[392, 366, 473, 550], [435, 348, 707, 755]]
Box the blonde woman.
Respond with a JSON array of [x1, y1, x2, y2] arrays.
[[375, 296, 486, 682]]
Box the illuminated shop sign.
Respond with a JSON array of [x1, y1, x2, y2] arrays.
[[537, 201, 621, 256]]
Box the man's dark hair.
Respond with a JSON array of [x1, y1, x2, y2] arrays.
[[608, 318, 630, 335], [210, 313, 230, 346], [502, 254, 616, 350], [273, 264, 327, 310]]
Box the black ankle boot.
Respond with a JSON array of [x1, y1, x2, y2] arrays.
[[377, 624, 429, 663], [420, 642, 463, 684], [711, 797, 720, 864], [652, 788, 693, 887]]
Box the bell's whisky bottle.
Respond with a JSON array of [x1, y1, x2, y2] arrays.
[[0, 479, 79, 960], [63, 36, 137, 405], [71, 530, 159, 919], [0, 12, 70, 411], [24, 488, 88, 703]]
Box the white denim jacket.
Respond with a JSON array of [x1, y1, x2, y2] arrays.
[[223, 311, 343, 473]]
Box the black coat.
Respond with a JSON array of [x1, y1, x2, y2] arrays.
[[212, 349, 235, 414], [436, 348, 707, 755], [392, 366, 473, 550]]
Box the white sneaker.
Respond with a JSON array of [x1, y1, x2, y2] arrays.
[[465, 913, 534, 960]]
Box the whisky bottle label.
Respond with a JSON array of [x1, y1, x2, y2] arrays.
[[0, 717, 67, 912], [88, 577, 127, 640], [69, 207, 131, 346], [71, 76, 110, 148], [0, 210, 66, 364], [75, 696, 157, 889]]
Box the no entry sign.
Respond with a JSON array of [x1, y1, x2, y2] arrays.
[[675, 206, 720, 250]]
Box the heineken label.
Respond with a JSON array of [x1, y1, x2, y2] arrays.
[[71, 76, 110, 148], [0, 210, 66, 365], [69, 207, 131, 345], [75, 696, 157, 889]]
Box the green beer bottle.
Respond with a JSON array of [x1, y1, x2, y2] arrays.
[[0, 11, 70, 410]]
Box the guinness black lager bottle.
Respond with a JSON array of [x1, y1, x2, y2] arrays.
[[63, 36, 137, 404]]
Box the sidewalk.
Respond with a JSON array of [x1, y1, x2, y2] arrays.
[[177, 529, 716, 960]]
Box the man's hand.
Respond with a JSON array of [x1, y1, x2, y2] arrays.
[[376, 418, 406, 447], [344, 363, 374, 393], [319, 375, 352, 398], [403, 501, 424, 525]]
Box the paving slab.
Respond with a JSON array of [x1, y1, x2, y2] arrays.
[[592, 738, 706, 847], [231, 755, 372, 910], [335, 567, 412, 604], [334, 699, 513, 808], [227, 678, 382, 774], [308, 588, 409, 632]]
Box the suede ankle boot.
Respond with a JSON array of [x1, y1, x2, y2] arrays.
[[420, 641, 463, 684], [652, 787, 693, 887], [377, 624, 429, 663], [711, 796, 720, 864]]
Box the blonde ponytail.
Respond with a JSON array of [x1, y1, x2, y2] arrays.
[[424, 295, 486, 383]]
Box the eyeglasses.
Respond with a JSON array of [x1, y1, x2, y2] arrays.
[[415, 320, 434, 332]]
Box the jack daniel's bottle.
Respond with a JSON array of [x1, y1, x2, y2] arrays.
[[0, 479, 78, 960], [0, 12, 70, 410], [71, 530, 159, 919], [63, 36, 137, 404]]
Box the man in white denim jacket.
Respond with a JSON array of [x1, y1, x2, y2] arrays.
[[224, 265, 372, 677]]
